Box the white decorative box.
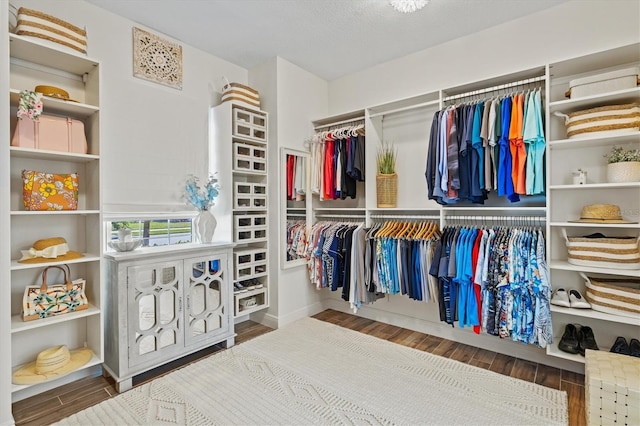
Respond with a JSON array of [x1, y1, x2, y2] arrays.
[[585, 350, 640, 426], [567, 67, 639, 99]]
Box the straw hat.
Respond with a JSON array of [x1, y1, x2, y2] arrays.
[[34, 85, 79, 103], [12, 345, 92, 385], [570, 204, 636, 224], [18, 237, 83, 264]]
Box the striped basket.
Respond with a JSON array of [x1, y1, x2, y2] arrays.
[[554, 103, 640, 139], [581, 273, 640, 319], [564, 229, 640, 270], [221, 82, 260, 109], [16, 7, 87, 54]]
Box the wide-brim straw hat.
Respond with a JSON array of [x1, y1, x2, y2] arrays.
[[34, 85, 79, 103], [12, 345, 92, 385], [18, 237, 84, 264], [569, 204, 636, 224]]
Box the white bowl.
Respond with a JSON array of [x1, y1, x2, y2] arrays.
[[108, 240, 143, 252]]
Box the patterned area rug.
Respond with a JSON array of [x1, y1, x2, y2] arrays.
[[56, 318, 567, 425]]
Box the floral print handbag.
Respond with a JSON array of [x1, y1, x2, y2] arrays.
[[22, 170, 78, 211], [22, 265, 88, 321]]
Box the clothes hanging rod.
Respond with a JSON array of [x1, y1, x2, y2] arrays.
[[444, 215, 546, 222], [315, 214, 366, 219], [313, 116, 365, 130], [443, 75, 546, 103], [370, 214, 440, 220], [368, 99, 440, 119]]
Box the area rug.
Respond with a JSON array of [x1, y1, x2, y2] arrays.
[[56, 317, 568, 425]]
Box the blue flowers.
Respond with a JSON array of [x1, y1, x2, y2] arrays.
[[184, 174, 220, 211]]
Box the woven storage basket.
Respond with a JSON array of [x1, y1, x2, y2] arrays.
[[564, 229, 640, 270], [16, 7, 87, 54], [376, 173, 397, 208], [221, 82, 260, 109], [554, 103, 640, 139], [581, 273, 640, 319]]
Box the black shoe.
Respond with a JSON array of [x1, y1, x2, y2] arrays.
[[558, 324, 580, 355], [630, 338, 640, 358], [610, 337, 631, 355], [578, 326, 599, 356]]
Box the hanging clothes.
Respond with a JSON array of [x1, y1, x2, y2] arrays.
[[425, 88, 546, 205], [429, 223, 552, 348], [286, 220, 307, 261]]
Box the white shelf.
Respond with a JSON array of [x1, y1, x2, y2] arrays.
[[11, 350, 102, 394], [232, 136, 267, 146], [548, 87, 640, 113], [11, 254, 102, 271], [9, 34, 99, 75], [442, 206, 546, 211], [549, 260, 640, 278], [11, 305, 101, 334], [550, 305, 640, 326], [11, 210, 100, 216], [549, 182, 640, 190], [367, 207, 440, 212], [545, 340, 586, 364], [10, 89, 99, 118], [549, 222, 640, 229], [548, 131, 640, 149], [313, 207, 366, 211], [232, 169, 267, 177], [10, 146, 99, 162]]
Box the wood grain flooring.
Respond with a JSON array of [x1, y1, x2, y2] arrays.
[[13, 309, 586, 426]]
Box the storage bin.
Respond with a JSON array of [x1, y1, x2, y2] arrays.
[[566, 67, 639, 99], [581, 273, 640, 319], [585, 350, 640, 426], [234, 248, 268, 280], [233, 142, 267, 174], [565, 231, 640, 270], [222, 83, 260, 109], [16, 7, 87, 54], [554, 103, 640, 139]]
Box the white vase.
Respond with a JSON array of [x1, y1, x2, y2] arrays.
[[193, 210, 217, 243], [607, 161, 640, 183]]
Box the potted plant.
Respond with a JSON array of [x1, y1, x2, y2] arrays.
[[605, 146, 640, 183], [376, 140, 397, 207]]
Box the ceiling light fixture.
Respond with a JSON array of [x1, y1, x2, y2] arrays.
[[389, 0, 429, 14]]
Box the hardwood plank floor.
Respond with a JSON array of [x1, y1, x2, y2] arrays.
[[13, 309, 586, 425]]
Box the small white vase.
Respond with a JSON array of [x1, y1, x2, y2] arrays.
[[607, 161, 640, 183], [193, 210, 217, 243]]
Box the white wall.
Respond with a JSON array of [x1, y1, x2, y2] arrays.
[[328, 0, 640, 114], [249, 57, 328, 328], [13, 0, 248, 216], [273, 57, 328, 325]]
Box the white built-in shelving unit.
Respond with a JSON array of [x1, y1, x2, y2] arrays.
[[6, 33, 103, 401]]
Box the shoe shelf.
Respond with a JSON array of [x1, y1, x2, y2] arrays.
[[549, 261, 640, 278], [550, 305, 639, 326], [235, 288, 267, 316], [546, 341, 586, 364]]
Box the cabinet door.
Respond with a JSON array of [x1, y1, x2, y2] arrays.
[[184, 254, 229, 347], [127, 261, 184, 368]]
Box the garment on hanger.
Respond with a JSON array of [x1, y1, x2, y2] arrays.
[[309, 124, 365, 201], [425, 88, 546, 205], [286, 219, 307, 261], [429, 223, 552, 348]]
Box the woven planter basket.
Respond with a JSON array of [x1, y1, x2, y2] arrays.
[[376, 173, 397, 208]]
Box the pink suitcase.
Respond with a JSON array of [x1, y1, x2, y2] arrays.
[[11, 114, 88, 154]]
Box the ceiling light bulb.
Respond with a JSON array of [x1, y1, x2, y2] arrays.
[[389, 0, 429, 13]]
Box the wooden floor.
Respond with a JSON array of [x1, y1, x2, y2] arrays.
[[13, 309, 586, 426]]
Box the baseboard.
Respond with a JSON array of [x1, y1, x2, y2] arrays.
[[248, 302, 324, 329], [321, 299, 585, 374]]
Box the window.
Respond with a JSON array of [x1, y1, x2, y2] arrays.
[[109, 219, 193, 248]]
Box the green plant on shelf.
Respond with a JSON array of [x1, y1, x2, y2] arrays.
[[377, 140, 397, 175]]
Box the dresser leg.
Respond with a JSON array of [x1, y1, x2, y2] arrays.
[[116, 378, 133, 393]]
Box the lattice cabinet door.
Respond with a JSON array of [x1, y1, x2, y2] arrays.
[[126, 261, 184, 368], [184, 254, 229, 347]]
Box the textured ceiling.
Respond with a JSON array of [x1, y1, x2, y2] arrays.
[[85, 0, 568, 81]]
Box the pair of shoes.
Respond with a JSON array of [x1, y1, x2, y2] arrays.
[[558, 324, 599, 356], [610, 337, 640, 357], [233, 282, 248, 293], [239, 278, 264, 290], [550, 288, 591, 309]]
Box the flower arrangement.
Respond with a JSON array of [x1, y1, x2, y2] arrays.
[[183, 174, 220, 211], [377, 140, 397, 174], [605, 146, 640, 163], [17, 90, 43, 120]]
